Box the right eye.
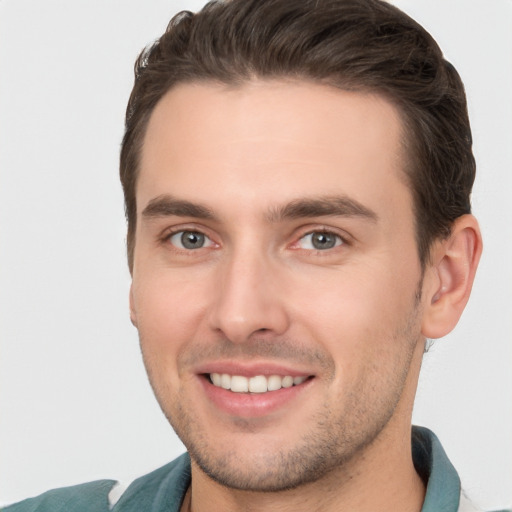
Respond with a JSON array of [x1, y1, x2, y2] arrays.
[[168, 231, 214, 250]]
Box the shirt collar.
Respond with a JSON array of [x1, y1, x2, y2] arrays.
[[412, 426, 461, 512]]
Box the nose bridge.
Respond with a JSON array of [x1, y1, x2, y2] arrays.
[[208, 240, 289, 343]]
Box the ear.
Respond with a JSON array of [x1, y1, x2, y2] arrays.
[[129, 284, 138, 328], [421, 214, 482, 339]]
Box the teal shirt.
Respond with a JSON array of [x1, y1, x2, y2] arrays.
[[3, 427, 509, 512]]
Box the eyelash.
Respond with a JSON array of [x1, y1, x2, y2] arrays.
[[293, 228, 349, 252], [160, 226, 351, 253], [161, 227, 215, 251]]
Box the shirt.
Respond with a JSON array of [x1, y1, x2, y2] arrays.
[[3, 426, 509, 512]]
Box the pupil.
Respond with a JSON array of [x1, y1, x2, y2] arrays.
[[181, 231, 204, 249], [312, 232, 336, 249]]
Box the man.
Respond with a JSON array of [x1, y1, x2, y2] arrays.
[[3, 0, 509, 511]]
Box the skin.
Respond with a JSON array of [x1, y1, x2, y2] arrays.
[[129, 80, 481, 512]]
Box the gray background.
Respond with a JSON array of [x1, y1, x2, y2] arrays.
[[1, 0, 511, 509]]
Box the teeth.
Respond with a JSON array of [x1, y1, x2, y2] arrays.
[[221, 373, 231, 390], [230, 375, 249, 393], [209, 373, 308, 393], [249, 375, 267, 393], [282, 376, 294, 388], [267, 375, 282, 391]]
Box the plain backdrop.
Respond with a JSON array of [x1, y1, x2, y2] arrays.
[[0, 0, 511, 509]]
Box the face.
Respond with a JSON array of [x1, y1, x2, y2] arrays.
[[130, 80, 426, 491]]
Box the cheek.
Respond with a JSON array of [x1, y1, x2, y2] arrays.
[[132, 272, 211, 358], [134, 276, 212, 400], [290, 263, 419, 360]]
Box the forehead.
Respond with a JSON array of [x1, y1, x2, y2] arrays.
[[138, 80, 409, 218]]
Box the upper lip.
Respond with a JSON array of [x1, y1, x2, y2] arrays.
[[193, 360, 314, 378]]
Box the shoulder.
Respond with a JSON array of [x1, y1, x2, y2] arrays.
[[411, 427, 510, 512], [2, 453, 191, 512], [1, 480, 117, 512], [111, 453, 190, 511]]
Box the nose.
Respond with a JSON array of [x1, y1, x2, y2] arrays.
[[207, 249, 290, 343]]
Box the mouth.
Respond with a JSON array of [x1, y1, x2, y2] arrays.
[[196, 364, 315, 417], [208, 373, 310, 393]]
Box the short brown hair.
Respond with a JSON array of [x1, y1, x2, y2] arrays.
[[120, 0, 475, 271]]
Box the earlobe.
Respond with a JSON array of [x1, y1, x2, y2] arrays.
[[129, 285, 138, 328], [421, 215, 482, 339]]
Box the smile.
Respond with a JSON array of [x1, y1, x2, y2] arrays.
[[209, 373, 308, 393]]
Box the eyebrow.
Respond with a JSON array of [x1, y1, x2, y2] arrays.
[[266, 195, 378, 223], [141, 195, 217, 221], [141, 194, 378, 223]]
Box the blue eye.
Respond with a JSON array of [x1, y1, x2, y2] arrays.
[[298, 231, 343, 250], [169, 231, 213, 250]]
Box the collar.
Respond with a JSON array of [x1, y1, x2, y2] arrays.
[[412, 426, 462, 512]]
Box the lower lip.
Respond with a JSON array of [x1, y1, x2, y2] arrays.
[[199, 376, 313, 418]]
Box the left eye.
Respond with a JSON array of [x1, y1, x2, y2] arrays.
[[168, 231, 214, 250], [297, 231, 343, 250]]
